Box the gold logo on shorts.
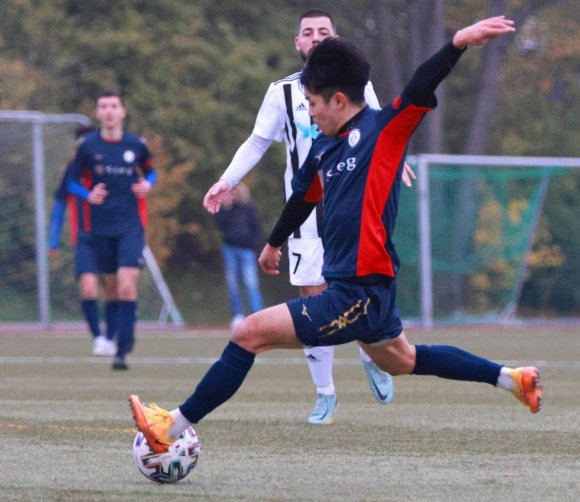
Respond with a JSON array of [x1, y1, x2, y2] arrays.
[[318, 298, 370, 337]]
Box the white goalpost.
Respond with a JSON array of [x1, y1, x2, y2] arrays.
[[0, 110, 184, 328]]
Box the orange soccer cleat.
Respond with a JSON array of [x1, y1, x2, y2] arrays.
[[129, 395, 175, 453], [510, 367, 543, 414]]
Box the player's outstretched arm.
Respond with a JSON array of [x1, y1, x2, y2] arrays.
[[203, 179, 231, 214], [452, 16, 515, 49]]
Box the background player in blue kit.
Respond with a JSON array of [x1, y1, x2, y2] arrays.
[[68, 91, 157, 370], [130, 16, 542, 452], [49, 125, 118, 357]]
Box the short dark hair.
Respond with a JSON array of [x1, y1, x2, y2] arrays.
[[97, 89, 122, 102], [301, 38, 370, 103], [297, 9, 336, 34]]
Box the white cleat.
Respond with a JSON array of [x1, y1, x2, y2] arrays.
[[93, 336, 117, 356]]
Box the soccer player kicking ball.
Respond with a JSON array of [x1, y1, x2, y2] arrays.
[[203, 9, 397, 424], [130, 16, 542, 454]]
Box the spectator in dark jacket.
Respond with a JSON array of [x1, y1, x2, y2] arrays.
[[214, 183, 264, 327]]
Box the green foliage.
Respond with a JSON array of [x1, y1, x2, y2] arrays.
[[0, 0, 578, 318]]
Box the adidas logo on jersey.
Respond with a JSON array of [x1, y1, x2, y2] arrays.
[[295, 102, 307, 111]]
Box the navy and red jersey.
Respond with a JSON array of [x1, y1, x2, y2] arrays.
[[291, 93, 431, 280], [272, 41, 466, 282], [67, 130, 155, 237]]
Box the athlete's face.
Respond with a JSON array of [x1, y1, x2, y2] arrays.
[[305, 89, 342, 136], [95, 95, 126, 130], [295, 16, 335, 61]]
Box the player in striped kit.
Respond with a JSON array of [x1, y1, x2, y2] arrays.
[[204, 9, 397, 424]]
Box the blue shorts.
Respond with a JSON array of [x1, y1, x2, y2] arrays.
[[287, 279, 403, 347], [75, 234, 99, 276], [75, 228, 145, 277]]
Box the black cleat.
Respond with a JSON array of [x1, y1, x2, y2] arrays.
[[112, 357, 129, 371]]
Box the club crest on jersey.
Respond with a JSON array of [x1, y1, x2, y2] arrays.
[[123, 150, 136, 163], [348, 128, 361, 147]]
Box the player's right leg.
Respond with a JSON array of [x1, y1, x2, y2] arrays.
[[129, 303, 302, 451], [76, 237, 109, 355], [79, 272, 101, 340], [102, 274, 118, 355]]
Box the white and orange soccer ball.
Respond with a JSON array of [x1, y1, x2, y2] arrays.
[[132, 426, 200, 484]]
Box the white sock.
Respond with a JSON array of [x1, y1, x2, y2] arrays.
[[358, 345, 371, 363], [169, 408, 192, 439], [304, 346, 336, 395], [496, 367, 515, 391]]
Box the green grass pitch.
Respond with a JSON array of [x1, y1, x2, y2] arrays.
[[0, 325, 578, 500]]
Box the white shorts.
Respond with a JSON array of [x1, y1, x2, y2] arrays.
[[287, 237, 325, 287]]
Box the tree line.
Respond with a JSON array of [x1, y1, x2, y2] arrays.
[[0, 0, 578, 316]]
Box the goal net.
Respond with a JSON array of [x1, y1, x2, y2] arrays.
[[399, 154, 580, 326], [0, 111, 183, 327]]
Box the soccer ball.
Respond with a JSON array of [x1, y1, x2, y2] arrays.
[[133, 427, 200, 484]]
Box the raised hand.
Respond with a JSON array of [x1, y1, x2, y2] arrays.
[[453, 16, 515, 49]]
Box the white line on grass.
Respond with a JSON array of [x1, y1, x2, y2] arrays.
[[0, 355, 579, 369]]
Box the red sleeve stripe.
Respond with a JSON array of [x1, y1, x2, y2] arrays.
[[356, 105, 430, 277], [304, 174, 323, 203], [143, 158, 153, 173], [67, 195, 79, 246], [138, 199, 148, 229], [81, 169, 93, 234]]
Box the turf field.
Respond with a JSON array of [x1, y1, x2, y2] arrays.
[[0, 325, 578, 501]]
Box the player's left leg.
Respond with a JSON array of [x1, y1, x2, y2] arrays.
[[112, 231, 145, 370], [130, 303, 300, 453], [361, 332, 542, 413], [114, 266, 140, 370]]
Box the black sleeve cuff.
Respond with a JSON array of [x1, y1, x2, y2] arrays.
[[405, 41, 466, 106], [268, 192, 316, 247]]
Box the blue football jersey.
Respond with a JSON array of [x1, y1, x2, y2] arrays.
[[68, 130, 154, 237], [291, 92, 432, 280]]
